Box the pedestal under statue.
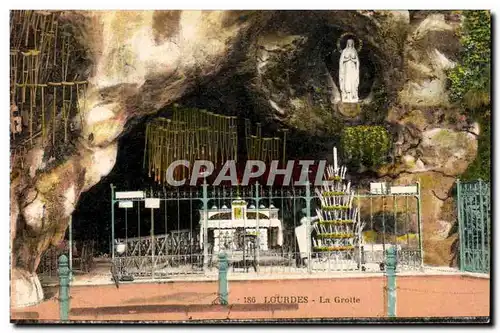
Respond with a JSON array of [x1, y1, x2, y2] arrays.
[[339, 39, 359, 103]]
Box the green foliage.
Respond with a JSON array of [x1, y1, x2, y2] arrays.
[[341, 125, 391, 168], [361, 84, 389, 124], [447, 11, 491, 181], [447, 10, 491, 108], [461, 111, 491, 181]]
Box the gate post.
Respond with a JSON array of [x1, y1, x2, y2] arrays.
[[415, 181, 424, 269], [110, 184, 116, 261], [218, 252, 229, 305], [456, 179, 464, 271], [305, 181, 312, 273], [202, 179, 209, 271], [385, 246, 397, 318], [478, 179, 486, 272], [255, 182, 260, 273], [58, 254, 71, 322], [69, 215, 73, 281], [150, 204, 155, 279]]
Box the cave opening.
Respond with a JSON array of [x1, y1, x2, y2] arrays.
[[72, 95, 329, 255], [70, 16, 383, 257]]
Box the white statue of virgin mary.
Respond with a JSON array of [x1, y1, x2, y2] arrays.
[[339, 39, 360, 103]]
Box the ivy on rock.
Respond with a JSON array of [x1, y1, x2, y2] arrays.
[[446, 10, 491, 181], [447, 10, 491, 109]]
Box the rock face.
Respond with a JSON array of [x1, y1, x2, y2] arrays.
[[10, 10, 478, 307], [11, 270, 44, 309], [399, 13, 460, 107], [419, 128, 478, 175], [11, 10, 264, 308], [379, 12, 472, 267], [243, 10, 473, 268]]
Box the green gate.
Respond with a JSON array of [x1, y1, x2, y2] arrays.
[[456, 179, 491, 273]]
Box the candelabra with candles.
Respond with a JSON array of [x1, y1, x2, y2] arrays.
[[312, 147, 365, 270]]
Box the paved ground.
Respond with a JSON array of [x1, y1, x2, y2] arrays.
[[11, 274, 490, 323], [39, 257, 487, 287]]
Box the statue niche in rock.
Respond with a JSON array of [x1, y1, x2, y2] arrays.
[[339, 39, 360, 103]]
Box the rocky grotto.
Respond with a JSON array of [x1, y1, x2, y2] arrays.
[[10, 10, 486, 307]]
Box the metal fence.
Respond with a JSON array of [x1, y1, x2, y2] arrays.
[[38, 240, 95, 277], [113, 254, 205, 279], [457, 179, 491, 273], [110, 182, 423, 279]]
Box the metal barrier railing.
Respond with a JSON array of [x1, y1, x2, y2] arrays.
[[38, 241, 96, 278], [457, 179, 491, 274], [113, 254, 205, 279], [54, 247, 421, 321], [111, 247, 422, 278]]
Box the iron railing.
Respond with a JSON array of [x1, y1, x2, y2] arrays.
[[109, 181, 423, 278], [111, 246, 423, 278], [457, 179, 491, 273]]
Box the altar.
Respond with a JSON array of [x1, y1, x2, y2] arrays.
[[199, 199, 283, 252]]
